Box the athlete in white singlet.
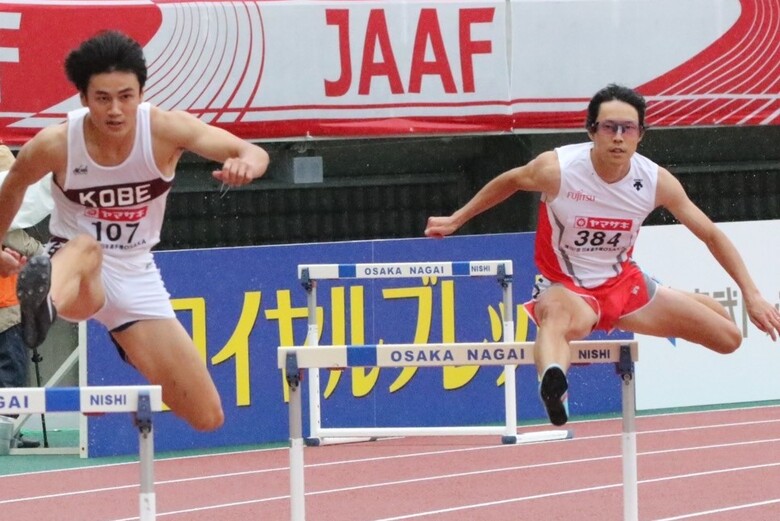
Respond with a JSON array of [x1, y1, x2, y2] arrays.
[[0, 31, 269, 431], [526, 141, 661, 333], [49, 103, 175, 330], [536, 141, 657, 289], [425, 84, 780, 426]]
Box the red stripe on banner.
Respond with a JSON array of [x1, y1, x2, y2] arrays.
[[221, 115, 514, 139], [639, 0, 778, 103], [650, 98, 725, 126], [512, 112, 586, 130], [716, 98, 775, 125], [751, 98, 780, 125], [678, 99, 743, 127], [213, 99, 514, 112]]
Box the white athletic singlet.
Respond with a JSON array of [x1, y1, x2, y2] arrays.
[[535, 142, 658, 289], [47, 103, 176, 330], [50, 102, 173, 264]]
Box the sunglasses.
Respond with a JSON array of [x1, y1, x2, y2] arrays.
[[592, 120, 643, 137]]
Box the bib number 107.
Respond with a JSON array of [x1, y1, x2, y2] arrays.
[[92, 222, 139, 243]]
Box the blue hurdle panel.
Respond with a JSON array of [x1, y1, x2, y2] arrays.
[[298, 260, 513, 280], [278, 341, 639, 369], [0, 386, 164, 415]]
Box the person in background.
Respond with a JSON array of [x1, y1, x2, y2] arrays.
[[0, 145, 44, 448]]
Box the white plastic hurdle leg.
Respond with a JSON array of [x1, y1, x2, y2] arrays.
[[617, 345, 639, 521], [0, 385, 163, 521], [279, 341, 640, 521], [135, 390, 157, 521], [284, 353, 306, 521]]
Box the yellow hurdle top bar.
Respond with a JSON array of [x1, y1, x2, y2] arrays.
[[278, 340, 638, 369], [0, 385, 164, 415], [298, 260, 513, 280]]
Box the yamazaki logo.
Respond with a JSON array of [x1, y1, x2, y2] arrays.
[[324, 7, 495, 96], [574, 216, 633, 231], [84, 207, 148, 222]]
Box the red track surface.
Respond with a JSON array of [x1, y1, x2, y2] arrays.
[[2, 406, 780, 520]]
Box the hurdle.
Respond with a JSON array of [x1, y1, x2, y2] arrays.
[[280, 340, 639, 521], [0, 385, 163, 521], [298, 260, 571, 445]]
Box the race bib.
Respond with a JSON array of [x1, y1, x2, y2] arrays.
[[560, 216, 636, 254], [77, 207, 151, 252]]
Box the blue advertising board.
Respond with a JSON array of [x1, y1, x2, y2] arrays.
[[86, 232, 628, 457]]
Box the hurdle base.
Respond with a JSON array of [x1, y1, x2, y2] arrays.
[[305, 436, 379, 447], [307, 426, 572, 445], [502, 429, 573, 445], [10, 445, 80, 456]]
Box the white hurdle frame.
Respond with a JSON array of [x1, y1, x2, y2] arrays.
[[0, 385, 163, 521], [297, 260, 570, 445], [280, 341, 639, 521]]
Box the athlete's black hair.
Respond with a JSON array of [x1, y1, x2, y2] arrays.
[[64, 30, 147, 94], [585, 84, 646, 131]]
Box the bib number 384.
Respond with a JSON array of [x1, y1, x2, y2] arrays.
[[573, 230, 622, 247]]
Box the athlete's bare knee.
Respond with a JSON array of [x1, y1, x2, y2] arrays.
[[70, 233, 99, 250], [81, 235, 103, 263], [538, 301, 591, 339], [69, 234, 103, 267], [537, 299, 571, 326], [706, 324, 742, 354]]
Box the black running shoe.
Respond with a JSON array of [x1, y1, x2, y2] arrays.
[[16, 256, 57, 349], [540, 365, 569, 426]]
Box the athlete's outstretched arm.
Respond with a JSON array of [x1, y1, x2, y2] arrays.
[[656, 167, 780, 340], [153, 108, 269, 186], [424, 150, 560, 238]]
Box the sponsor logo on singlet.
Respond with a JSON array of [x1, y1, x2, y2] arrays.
[[84, 207, 148, 222], [574, 216, 633, 231], [567, 190, 596, 202], [77, 184, 152, 207], [63, 178, 171, 208]]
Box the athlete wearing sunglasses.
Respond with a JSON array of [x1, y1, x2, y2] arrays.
[[592, 120, 643, 137], [426, 84, 780, 427]]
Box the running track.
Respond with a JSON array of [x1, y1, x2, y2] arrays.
[[2, 405, 780, 520]]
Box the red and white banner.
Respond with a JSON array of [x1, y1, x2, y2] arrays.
[[509, 0, 780, 130], [0, 0, 777, 144]]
